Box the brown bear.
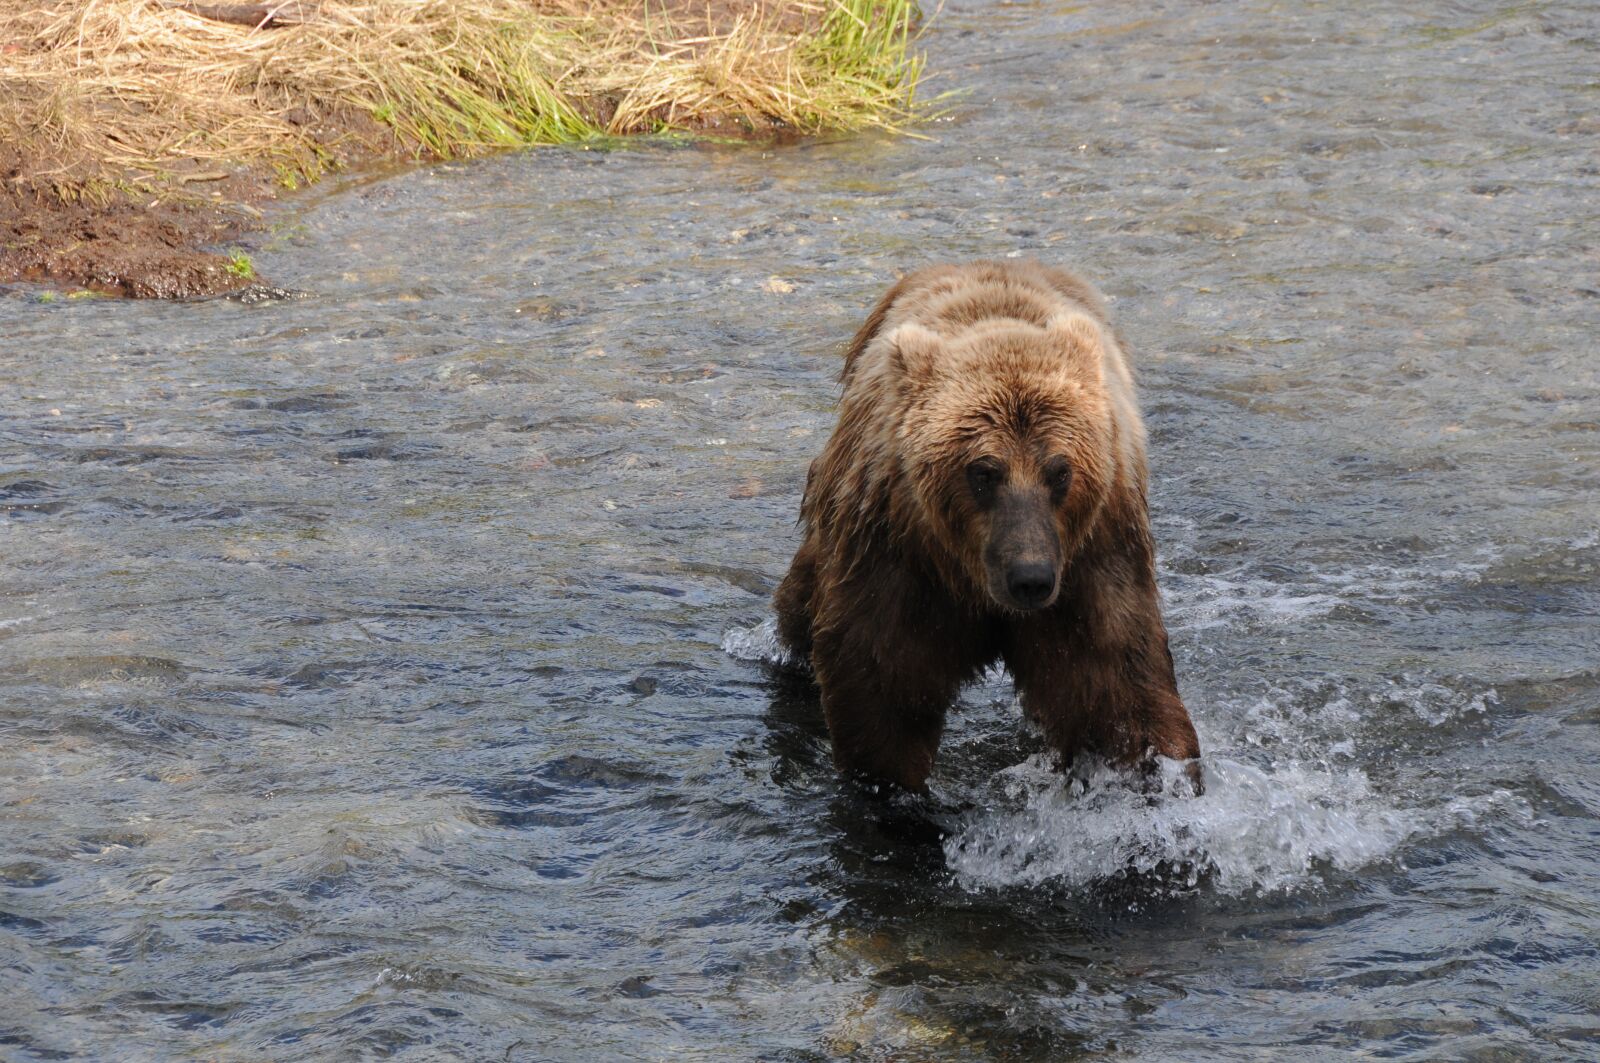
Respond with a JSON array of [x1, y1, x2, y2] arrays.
[[774, 259, 1201, 793]]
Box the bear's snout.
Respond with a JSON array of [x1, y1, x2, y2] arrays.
[[1005, 560, 1057, 610], [986, 485, 1063, 611]]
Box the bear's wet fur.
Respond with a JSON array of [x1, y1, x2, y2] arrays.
[[775, 260, 1201, 793]]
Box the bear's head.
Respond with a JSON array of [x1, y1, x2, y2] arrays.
[[890, 313, 1119, 613]]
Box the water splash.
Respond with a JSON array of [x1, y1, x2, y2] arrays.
[[721, 617, 796, 667], [943, 754, 1530, 897], [726, 610, 1519, 898]]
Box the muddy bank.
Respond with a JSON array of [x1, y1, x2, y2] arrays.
[[0, 131, 376, 298], [0, 181, 254, 299]]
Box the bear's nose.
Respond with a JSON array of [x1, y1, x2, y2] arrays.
[[1006, 561, 1056, 608]]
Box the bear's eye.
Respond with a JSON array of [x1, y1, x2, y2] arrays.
[[966, 458, 1005, 499], [1043, 457, 1073, 497]]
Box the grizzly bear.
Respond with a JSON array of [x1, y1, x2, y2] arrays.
[[774, 260, 1201, 793]]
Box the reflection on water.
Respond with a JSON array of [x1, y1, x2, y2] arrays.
[[4, 0, 1600, 1058]]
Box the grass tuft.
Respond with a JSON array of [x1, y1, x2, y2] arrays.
[[0, 0, 928, 196], [803, 0, 925, 129], [225, 250, 255, 279]]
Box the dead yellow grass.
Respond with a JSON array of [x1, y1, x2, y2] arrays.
[[0, 0, 923, 195]]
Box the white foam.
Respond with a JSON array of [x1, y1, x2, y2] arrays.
[[944, 753, 1529, 897], [721, 617, 795, 667], [1160, 556, 1493, 634], [1150, 514, 1496, 635], [1369, 677, 1498, 727], [1164, 574, 1343, 631]]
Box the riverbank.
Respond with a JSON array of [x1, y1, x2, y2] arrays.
[[0, 0, 923, 297]]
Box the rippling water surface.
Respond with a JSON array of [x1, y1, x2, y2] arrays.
[[4, 1, 1599, 1058]]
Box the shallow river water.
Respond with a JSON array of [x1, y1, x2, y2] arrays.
[[4, 1, 1600, 1059]]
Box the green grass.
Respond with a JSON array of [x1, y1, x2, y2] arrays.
[[803, 0, 926, 127], [225, 250, 255, 280], [358, 15, 612, 157], [361, 0, 925, 158]]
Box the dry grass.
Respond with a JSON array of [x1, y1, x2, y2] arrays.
[[0, 0, 924, 196]]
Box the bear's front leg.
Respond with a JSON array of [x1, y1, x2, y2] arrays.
[[808, 560, 988, 793], [1004, 558, 1201, 791], [814, 654, 950, 793]]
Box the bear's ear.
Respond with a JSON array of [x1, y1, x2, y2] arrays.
[[1043, 308, 1107, 355], [885, 323, 946, 382], [1044, 311, 1105, 365]]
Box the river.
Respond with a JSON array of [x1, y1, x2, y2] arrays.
[[3, 0, 1598, 1058]]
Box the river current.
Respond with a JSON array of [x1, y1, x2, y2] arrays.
[[3, 1, 1599, 1058]]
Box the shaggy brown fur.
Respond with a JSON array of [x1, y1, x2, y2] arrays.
[[775, 260, 1201, 792]]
